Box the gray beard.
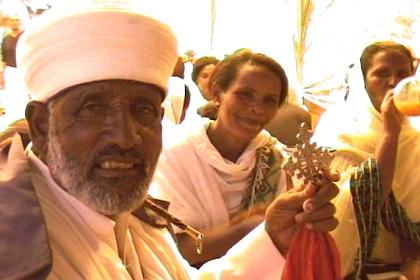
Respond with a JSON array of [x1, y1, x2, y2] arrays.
[[45, 122, 154, 215]]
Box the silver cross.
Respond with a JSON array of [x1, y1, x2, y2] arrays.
[[283, 123, 334, 182]]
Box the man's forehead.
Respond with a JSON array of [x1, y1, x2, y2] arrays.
[[51, 79, 165, 104]]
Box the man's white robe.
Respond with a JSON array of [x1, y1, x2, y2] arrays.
[[0, 135, 285, 279]]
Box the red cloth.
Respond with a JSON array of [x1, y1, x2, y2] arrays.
[[281, 226, 341, 280]]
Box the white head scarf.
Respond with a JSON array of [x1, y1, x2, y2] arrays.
[[313, 57, 420, 218]]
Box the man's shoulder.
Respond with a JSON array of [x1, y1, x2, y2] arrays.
[[0, 152, 52, 279]]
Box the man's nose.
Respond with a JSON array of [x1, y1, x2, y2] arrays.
[[108, 111, 142, 150]]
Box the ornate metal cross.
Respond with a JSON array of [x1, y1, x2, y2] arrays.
[[283, 123, 334, 182]]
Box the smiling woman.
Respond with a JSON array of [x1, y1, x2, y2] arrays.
[[149, 49, 291, 266]]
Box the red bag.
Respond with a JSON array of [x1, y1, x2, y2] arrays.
[[281, 226, 341, 280]]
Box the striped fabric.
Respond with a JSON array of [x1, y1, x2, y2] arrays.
[[348, 159, 381, 279], [347, 158, 420, 279], [382, 192, 420, 246], [241, 138, 283, 213]]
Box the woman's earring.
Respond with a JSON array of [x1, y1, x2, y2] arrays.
[[214, 101, 220, 107]]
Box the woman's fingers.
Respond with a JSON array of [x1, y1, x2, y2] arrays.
[[306, 216, 339, 232], [295, 203, 336, 224], [303, 180, 339, 212], [295, 202, 339, 232]]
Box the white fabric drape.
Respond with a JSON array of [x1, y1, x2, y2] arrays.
[[150, 118, 286, 231], [0, 66, 28, 131], [21, 138, 285, 279], [164, 77, 187, 124]]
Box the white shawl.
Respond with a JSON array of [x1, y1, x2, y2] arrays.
[[150, 118, 286, 231]]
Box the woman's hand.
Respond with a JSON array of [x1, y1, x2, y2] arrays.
[[381, 89, 403, 136], [264, 169, 340, 255]]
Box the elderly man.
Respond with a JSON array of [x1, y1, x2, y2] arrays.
[[0, 1, 339, 279]]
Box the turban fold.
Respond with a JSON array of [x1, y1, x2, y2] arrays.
[[17, 0, 178, 102]]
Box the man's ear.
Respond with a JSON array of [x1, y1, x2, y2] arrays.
[[25, 101, 49, 157]]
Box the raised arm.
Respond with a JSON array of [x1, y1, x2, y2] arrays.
[[375, 89, 403, 204]]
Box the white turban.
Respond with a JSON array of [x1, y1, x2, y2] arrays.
[[17, 0, 178, 102]]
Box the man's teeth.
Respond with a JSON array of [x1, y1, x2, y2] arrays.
[[100, 161, 134, 169]]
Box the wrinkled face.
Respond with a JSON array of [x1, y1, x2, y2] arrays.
[[365, 50, 413, 111], [197, 64, 216, 100], [45, 80, 163, 215], [216, 64, 281, 141]]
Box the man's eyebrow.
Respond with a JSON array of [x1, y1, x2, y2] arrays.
[[130, 85, 164, 102], [67, 85, 109, 109]]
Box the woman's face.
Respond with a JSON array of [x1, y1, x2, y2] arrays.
[[365, 49, 413, 111], [197, 64, 216, 100], [216, 64, 281, 141]]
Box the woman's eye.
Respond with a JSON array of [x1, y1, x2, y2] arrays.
[[238, 91, 252, 98], [264, 97, 277, 105], [398, 71, 411, 79], [378, 71, 388, 78]]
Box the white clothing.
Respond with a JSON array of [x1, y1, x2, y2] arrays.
[[183, 76, 208, 124], [25, 142, 285, 279], [150, 118, 287, 231], [0, 66, 28, 131], [164, 77, 187, 124], [312, 63, 420, 276], [17, 1, 178, 102]]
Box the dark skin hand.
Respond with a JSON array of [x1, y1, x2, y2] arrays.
[[176, 205, 267, 265], [178, 169, 339, 265], [265, 169, 340, 255]]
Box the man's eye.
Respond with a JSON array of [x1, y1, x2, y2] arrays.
[[79, 102, 105, 115], [134, 104, 159, 123], [85, 102, 101, 109], [136, 104, 155, 114]]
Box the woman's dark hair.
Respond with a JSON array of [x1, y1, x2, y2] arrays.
[[360, 41, 414, 82], [191, 56, 220, 84], [209, 49, 289, 107]]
